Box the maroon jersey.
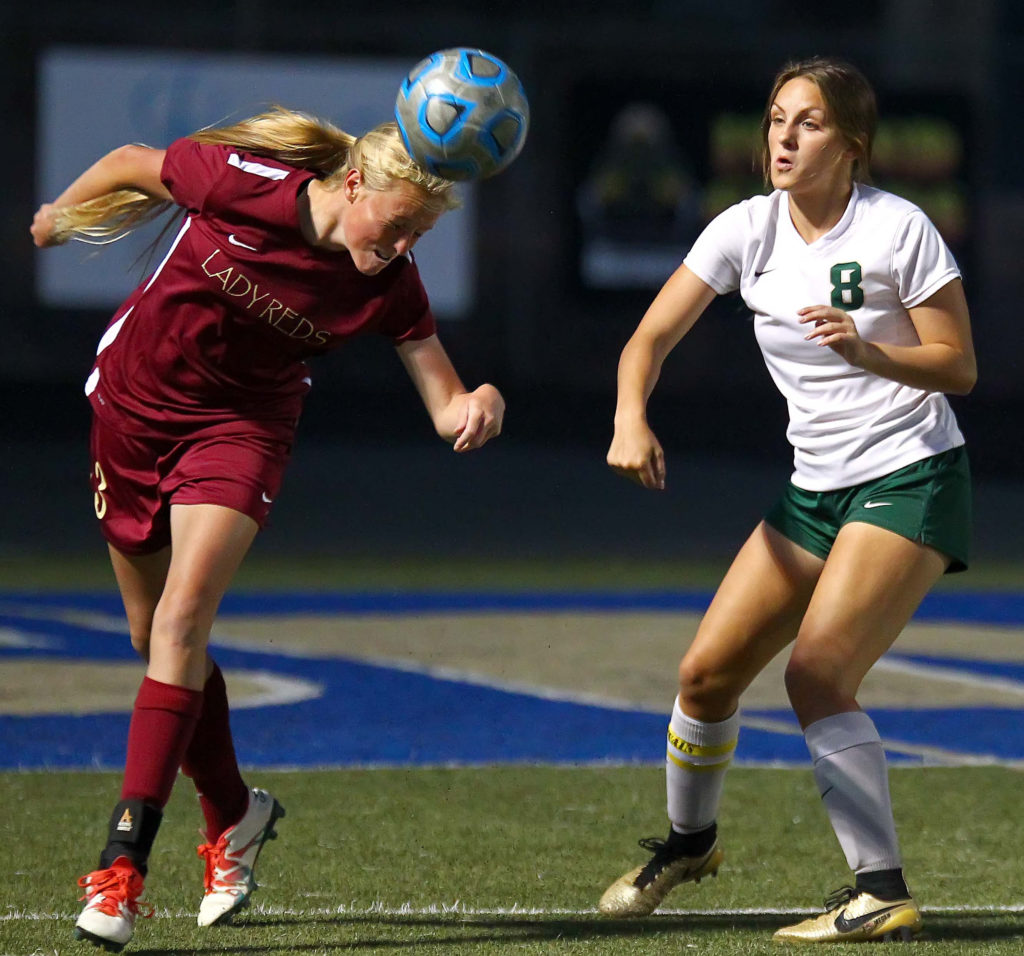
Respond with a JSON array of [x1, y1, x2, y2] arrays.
[[85, 139, 437, 441]]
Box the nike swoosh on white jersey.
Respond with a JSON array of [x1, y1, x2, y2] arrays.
[[228, 234, 259, 251], [863, 501, 893, 509]]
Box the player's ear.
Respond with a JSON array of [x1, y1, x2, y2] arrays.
[[842, 135, 862, 164], [343, 168, 362, 202]]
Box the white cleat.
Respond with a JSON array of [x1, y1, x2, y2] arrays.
[[196, 787, 285, 927], [74, 856, 152, 952]]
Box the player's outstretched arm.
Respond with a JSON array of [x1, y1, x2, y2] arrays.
[[31, 144, 171, 247], [608, 265, 717, 489], [396, 334, 505, 452]]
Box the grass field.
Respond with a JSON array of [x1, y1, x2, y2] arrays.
[[2, 765, 1022, 955], [3, 554, 1024, 954]]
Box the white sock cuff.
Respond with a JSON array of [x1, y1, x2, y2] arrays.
[[670, 697, 740, 747], [805, 711, 881, 763]]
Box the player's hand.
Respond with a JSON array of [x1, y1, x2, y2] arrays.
[[451, 383, 504, 452], [30, 203, 65, 248], [607, 420, 666, 490], [799, 305, 868, 366]]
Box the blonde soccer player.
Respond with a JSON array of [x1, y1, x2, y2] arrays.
[[32, 107, 503, 952]]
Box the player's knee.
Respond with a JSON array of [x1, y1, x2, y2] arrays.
[[121, 603, 155, 660], [151, 593, 211, 653], [678, 657, 733, 714], [784, 652, 844, 716], [129, 629, 151, 660]]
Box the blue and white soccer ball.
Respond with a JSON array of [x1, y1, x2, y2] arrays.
[[395, 47, 530, 181]]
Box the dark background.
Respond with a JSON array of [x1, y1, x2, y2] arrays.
[[3, 1, 1022, 569]]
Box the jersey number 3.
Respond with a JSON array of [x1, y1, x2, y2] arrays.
[[830, 261, 864, 311], [94, 461, 108, 520]]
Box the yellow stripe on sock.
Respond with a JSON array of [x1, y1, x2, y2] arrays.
[[667, 727, 737, 758]]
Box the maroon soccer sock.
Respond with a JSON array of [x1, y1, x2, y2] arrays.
[[181, 662, 249, 841], [120, 676, 204, 807]]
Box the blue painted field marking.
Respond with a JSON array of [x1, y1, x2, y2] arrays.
[[1, 591, 1023, 770], [10, 589, 1023, 622]]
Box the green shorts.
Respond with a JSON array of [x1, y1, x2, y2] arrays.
[[764, 446, 971, 573]]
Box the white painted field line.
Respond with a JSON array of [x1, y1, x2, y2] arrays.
[[212, 634, 1024, 729], [249, 902, 1024, 917], [208, 636, 666, 715], [221, 670, 323, 709], [878, 654, 1024, 698], [7, 902, 1024, 922]]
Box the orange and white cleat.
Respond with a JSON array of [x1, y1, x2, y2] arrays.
[[196, 787, 285, 927], [74, 856, 153, 952]]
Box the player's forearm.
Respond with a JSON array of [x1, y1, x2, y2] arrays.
[[52, 145, 170, 207], [614, 266, 713, 426], [613, 334, 666, 427], [858, 341, 977, 395]]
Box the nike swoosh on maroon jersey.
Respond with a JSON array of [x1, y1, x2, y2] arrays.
[[228, 234, 259, 251]]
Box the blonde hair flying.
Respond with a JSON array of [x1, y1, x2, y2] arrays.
[[52, 106, 459, 245]]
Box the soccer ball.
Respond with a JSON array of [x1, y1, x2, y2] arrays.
[[395, 47, 530, 181]]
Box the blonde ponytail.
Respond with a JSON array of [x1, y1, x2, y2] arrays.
[[51, 189, 173, 246], [189, 105, 357, 175], [53, 105, 457, 245]]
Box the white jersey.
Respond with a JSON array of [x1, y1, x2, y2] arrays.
[[683, 183, 964, 491]]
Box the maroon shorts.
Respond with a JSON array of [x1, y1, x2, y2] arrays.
[[88, 415, 292, 555]]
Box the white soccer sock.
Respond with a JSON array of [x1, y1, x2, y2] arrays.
[[665, 698, 739, 833], [805, 711, 902, 873]]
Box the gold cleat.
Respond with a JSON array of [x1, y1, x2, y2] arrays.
[[773, 886, 922, 944], [599, 835, 723, 917]]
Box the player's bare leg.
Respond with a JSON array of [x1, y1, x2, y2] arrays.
[[601, 523, 824, 916], [146, 503, 258, 690], [107, 544, 170, 663], [785, 521, 948, 726], [76, 505, 275, 948], [775, 523, 945, 943]]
